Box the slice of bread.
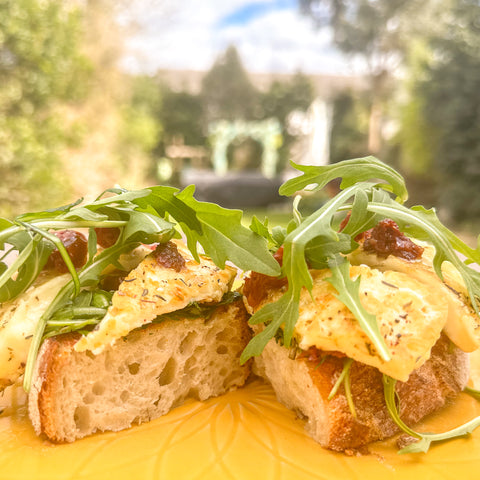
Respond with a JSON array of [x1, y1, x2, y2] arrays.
[[28, 299, 251, 443], [252, 331, 469, 452]]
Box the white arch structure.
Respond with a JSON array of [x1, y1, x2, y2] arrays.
[[208, 118, 282, 178]]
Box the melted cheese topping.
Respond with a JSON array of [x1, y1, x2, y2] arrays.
[[0, 274, 70, 389], [75, 241, 236, 354], [348, 247, 480, 352], [252, 265, 449, 381]]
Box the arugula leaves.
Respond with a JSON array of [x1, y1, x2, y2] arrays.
[[279, 156, 408, 202], [242, 157, 480, 367], [325, 255, 391, 361], [242, 156, 480, 453], [241, 178, 408, 363], [0, 184, 278, 391]]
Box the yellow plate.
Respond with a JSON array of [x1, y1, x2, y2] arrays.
[[2, 368, 480, 480]]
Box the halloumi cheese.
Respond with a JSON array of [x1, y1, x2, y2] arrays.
[[75, 240, 236, 354], [0, 273, 70, 389], [349, 246, 480, 352], [252, 265, 449, 381]]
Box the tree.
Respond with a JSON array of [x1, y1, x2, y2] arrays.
[[0, 0, 90, 216], [259, 72, 315, 168], [415, 0, 480, 223], [260, 72, 314, 124], [158, 86, 205, 146], [117, 75, 163, 176], [329, 90, 369, 163], [299, 0, 422, 155], [200, 46, 259, 124]]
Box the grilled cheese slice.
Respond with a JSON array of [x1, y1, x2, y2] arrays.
[[252, 264, 448, 381], [75, 240, 236, 354], [348, 245, 480, 353], [0, 273, 70, 389]]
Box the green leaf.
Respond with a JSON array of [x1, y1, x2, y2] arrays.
[[249, 215, 274, 243], [176, 188, 280, 276], [271, 225, 287, 247], [366, 200, 480, 315], [15, 198, 83, 223], [17, 221, 81, 297], [305, 233, 356, 269], [240, 291, 300, 363], [87, 228, 98, 261], [283, 185, 363, 292], [340, 187, 390, 238], [279, 156, 408, 202], [325, 256, 391, 361], [137, 185, 202, 233], [0, 234, 54, 302], [119, 210, 175, 245]]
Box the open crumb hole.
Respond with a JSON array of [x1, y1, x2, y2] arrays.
[[74, 406, 90, 433], [128, 362, 140, 375], [179, 331, 198, 355], [216, 328, 233, 342], [92, 381, 105, 396], [158, 357, 176, 386]]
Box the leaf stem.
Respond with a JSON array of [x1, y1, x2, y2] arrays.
[[383, 374, 480, 454]]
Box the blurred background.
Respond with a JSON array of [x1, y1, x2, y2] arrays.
[[1, 0, 479, 236]]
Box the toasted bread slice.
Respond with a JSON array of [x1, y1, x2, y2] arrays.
[[28, 299, 251, 443], [252, 332, 469, 452]]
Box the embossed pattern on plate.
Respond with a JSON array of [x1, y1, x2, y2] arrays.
[[1, 374, 480, 480]]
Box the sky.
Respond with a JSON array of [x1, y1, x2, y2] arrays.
[[121, 0, 360, 76]]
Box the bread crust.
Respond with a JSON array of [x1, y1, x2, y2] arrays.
[[253, 332, 469, 451], [28, 300, 251, 442]]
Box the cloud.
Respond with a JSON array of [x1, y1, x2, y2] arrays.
[[121, 0, 358, 75]]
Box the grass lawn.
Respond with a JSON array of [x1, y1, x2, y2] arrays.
[[242, 206, 293, 229]]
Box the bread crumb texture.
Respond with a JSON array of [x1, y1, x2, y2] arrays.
[[28, 300, 251, 442]]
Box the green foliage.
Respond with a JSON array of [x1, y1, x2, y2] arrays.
[[0, 0, 91, 216], [117, 75, 163, 171], [200, 45, 259, 123], [395, 39, 438, 178], [159, 85, 205, 145], [415, 1, 480, 223], [299, 0, 418, 62], [329, 91, 369, 163], [241, 157, 480, 367], [119, 104, 161, 154], [260, 72, 314, 122], [259, 72, 315, 168]]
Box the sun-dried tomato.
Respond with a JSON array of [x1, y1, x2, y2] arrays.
[[359, 219, 424, 261], [95, 227, 120, 248], [153, 241, 186, 272], [243, 246, 286, 310], [45, 230, 88, 273]]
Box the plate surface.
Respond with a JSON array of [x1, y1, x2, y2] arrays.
[[2, 370, 480, 480]]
